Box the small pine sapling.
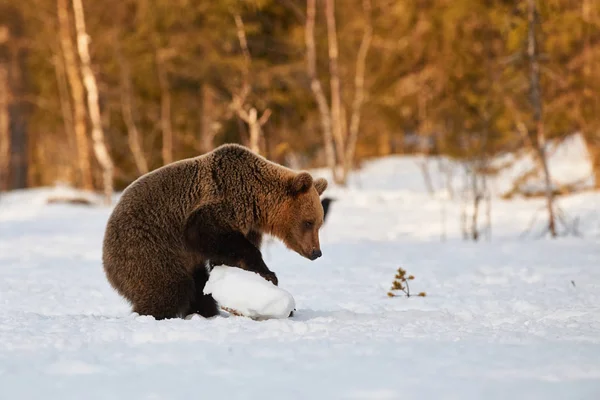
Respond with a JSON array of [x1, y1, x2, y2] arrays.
[[387, 267, 426, 298]]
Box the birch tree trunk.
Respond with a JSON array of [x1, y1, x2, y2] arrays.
[[57, 0, 93, 190], [306, 0, 371, 185], [324, 0, 346, 182], [527, 0, 557, 237], [0, 63, 8, 191], [306, 0, 337, 181], [343, 0, 372, 182], [71, 0, 114, 205]]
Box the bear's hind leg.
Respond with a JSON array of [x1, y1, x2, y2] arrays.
[[132, 270, 195, 320], [187, 264, 219, 318]]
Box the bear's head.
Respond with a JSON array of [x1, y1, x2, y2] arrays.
[[272, 172, 328, 261]]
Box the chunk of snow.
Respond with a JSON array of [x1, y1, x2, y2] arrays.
[[203, 265, 295, 320]]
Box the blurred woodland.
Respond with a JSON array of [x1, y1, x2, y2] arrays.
[[1, 0, 599, 200]]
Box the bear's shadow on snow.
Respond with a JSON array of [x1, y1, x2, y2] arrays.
[[202, 308, 367, 322], [288, 308, 371, 322]]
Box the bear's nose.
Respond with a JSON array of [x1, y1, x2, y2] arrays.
[[310, 249, 322, 260]]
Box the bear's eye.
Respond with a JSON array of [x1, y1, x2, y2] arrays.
[[303, 221, 314, 229]]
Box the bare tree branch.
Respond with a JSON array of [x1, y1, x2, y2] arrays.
[[280, 0, 305, 24], [258, 108, 272, 126]]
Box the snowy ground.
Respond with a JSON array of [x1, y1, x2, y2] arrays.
[[1, 148, 600, 399]]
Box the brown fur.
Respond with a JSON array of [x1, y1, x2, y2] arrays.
[[102, 144, 328, 320]]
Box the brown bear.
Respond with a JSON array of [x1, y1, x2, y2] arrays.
[[102, 143, 328, 320]]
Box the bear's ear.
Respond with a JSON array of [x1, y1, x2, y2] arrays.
[[314, 177, 328, 195], [290, 172, 313, 195]]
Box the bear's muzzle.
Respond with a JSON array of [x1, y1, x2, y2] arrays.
[[309, 249, 322, 260]]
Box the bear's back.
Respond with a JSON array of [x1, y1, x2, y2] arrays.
[[103, 157, 205, 265]]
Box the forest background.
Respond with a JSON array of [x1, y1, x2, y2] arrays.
[[1, 0, 599, 212]]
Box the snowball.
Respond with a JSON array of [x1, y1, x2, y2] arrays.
[[203, 266, 295, 320]]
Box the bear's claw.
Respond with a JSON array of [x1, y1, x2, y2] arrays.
[[260, 271, 278, 286]]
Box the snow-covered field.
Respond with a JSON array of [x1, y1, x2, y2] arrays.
[[1, 145, 600, 399]]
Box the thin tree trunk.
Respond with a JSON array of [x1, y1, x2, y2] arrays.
[[232, 13, 252, 109], [440, 194, 446, 242], [230, 14, 271, 155], [582, 0, 591, 78], [57, 0, 93, 190], [234, 14, 251, 70], [444, 163, 455, 200], [343, 0, 372, 182], [586, 136, 600, 188], [53, 52, 77, 183], [460, 163, 469, 240], [246, 108, 271, 155], [437, 154, 455, 200], [248, 108, 260, 154], [534, 124, 556, 236], [581, 0, 600, 188], [324, 0, 346, 182], [471, 166, 480, 242], [0, 64, 8, 191], [261, 122, 270, 159], [527, 0, 556, 237], [2, 10, 28, 190], [306, 0, 337, 180], [116, 42, 148, 175], [479, 113, 492, 241], [156, 52, 173, 166], [417, 93, 435, 196], [483, 173, 492, 241], [200, 83, 217, 153], [232, 105, 271, 156], [378, 131, 392, 156], [72, 0, 114, 204], [418, 158, 435, 195]]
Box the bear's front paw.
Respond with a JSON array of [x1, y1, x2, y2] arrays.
[[260, 271, 278, 286]]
